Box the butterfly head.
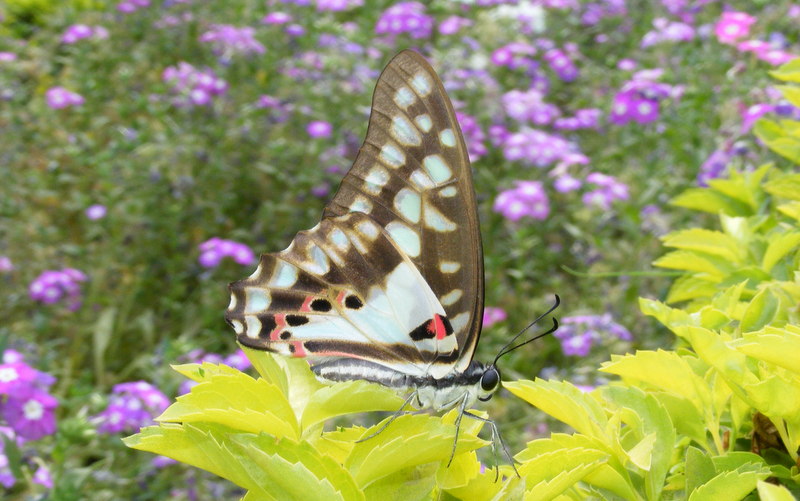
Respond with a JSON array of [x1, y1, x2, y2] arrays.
[[477, 364, 501, 402]]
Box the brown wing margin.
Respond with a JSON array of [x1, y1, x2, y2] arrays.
[[322, 50, 484, 372]]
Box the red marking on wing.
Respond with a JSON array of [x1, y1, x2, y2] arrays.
[[300, 296, 314, 312], [428, 314, 447, 340], [270, 314, 287, 341], [335, 290, 347, 305], [292, 341, 307, 357]]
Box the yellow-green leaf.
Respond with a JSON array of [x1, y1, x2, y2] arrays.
[[764, 174, 800, 201], [733, 328, 800, 375], [777, 201, 800, 222], [665, 275, 719, 304], [770, 59, 800, 82], [757, 480, 797, 501], [740, 288, 779, 333], [661, 229, 743, 262], [762, 231, 800, 272], [688, 469, 769, 501], [523, 459, 606, 501], [652, 250, 726, 275], [671, 188, 751, 216], [301, 380, 406, 431]]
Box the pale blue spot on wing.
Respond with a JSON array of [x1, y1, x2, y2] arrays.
[[394, 188, 421, 223], [391, 116, 421, 146], [439, 129, 456, 147], [386, 221, 420, 258], [244, 287, 270, 313], [423, 155, 452, 184]]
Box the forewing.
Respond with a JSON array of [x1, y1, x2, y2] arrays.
[[323, 50, 484, 371]]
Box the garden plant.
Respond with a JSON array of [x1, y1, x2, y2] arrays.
[[1, 0, 799, 499]]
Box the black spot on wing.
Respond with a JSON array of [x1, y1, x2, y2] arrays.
[[345, 295, 363, 309], [311, 299, 332, 312], [286, 314, 309, 326]]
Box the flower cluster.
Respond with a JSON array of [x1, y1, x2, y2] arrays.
[[610, 69, 682, 125], [61, 24, 109, 44], [0, 351, 58, 443], [715, 11, 796, 65], [262, 12, 293, 25], [580, 0, 627, 26], [85, 204, 107, 220], [455, 112, 487, 162], [554, 313, 632, 356], [199, 25, 265, 62], [29, 268, 87, 311], [45, 87, 84, 109], [438, 15, 472, 36], [374, 2, 433, 40], [543, 48, 579, 82], [491, 42, 537, 71], [502, 89, 561, 126], [307, 120, 333, 138], [162, 62, 228, 107], [581, 172, 630, 209], [553, 108, 601, 130], [198, 238, 256, 268], [494, 181, 550, 222], [500, 128, 576, 168], [697, 148, 732, 186], [117, 0, 150, 14], [640, 18, 695, 48], [94, 381, 169, 434], [315, 0, 363, 11], [482, 307, 508, 328]]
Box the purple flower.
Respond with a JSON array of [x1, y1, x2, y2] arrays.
[[163, 62, 227, 107], [316, 0, 363, 11], [456, 112, 487, 162], [561, 332, 593, 356], [0, 363, 37, 394], [200, 25, 265, 61], [556, 313, 632, 357], [491, 42, 537, 70], [61, 24, 108, 44], [0, 52, 17, 62], [85, 204, 107, 220], [29, 269, 88, 311], [0, 256, 12, 273], [2, 389, 58, 440], [543, 48, 579, 82], [198, 238, 256, 268], [32, 463, 53, 489], [697, 148, 732, 186], [741, 103, 775, 133], [502, 89, 561, 125], [307, 120, 333, 138], [117, 0, 150, 13], [45, 87, 84, 109], [224, 350, 251, 371], [285, 24, 306, 37], [438, 16, 472, 35], [482, 307, 507, 328], [262, 12, 293, 25], [641, 18, 695, 47], [494, 181, 550, 222], [581, 173, 630, 209], [375, 2, 433, 40], [554, 174, 582, 193], [95, 381, 169, 434], [501, 129, 576, 168], [715, 11, 756, 45]]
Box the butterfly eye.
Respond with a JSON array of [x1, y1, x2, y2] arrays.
[[480, 367, 500, 393]]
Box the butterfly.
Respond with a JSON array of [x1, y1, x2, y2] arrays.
[[225, 50, 558, 474]]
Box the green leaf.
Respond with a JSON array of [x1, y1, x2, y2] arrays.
[[762, 231, 800, 272], [712, 282, 748, 318], [711, 452, 768, 473], [241, 348, 289, 394], [441, 467, 513, 501], [661, 229, 743, 262], [764, 174, 800, 201], [776, 85, 800, 109], [92, 307, 115, 382], [436, 450, 480, 490], [756, 480, 798, 501], [652, 250, 726, 275], [124, 423, 274, 499], [770, 59, 800, 82], [301, 380, 406, 431], [665, 275, 719, 304], [171, 362, 243, 382], [687, 468, 769, 501], [603, 386, 676, 501], [706, 178, 759, 211], [362, 463, 438, 501], [740, 288, 779, 333], [157, 372, 299, 440], [639, 298, 691, 330], [777, 201, 800, 222], [600, 351, 710, 412], [345, 414, 487, 488], [685, 447, 716, 497], [651, 392, 708, 446], [671, 188, 751, 216], [504, 379, 608, 439], [236, 433, 365, 501], [733, 327, 800, 375], [522, 457, 606, 501]]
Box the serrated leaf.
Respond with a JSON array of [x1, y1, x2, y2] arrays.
[[651, 392, 708, 446], [744, 373, 800, 421], [157, 372, 299, 439], [687, 468, 769, 501], [436, 449, 480, 490], [124, 423, 274, 498], [442, 468, 513, 501], [755, 121, 800, 164], [662, 229, 743, 262], [523, 458, 606, 501], [301, 380, 406, 431], [171, 362, 243, 382], [236, 433, 364, 501], [362, 463, 438, 501], [733, 328, 800, 375], [712, 282, 748, 318], [239, 347, 290, 394], [603, 386, 675, 500], [764, 174, 800, 201], [756, 480, 797, 501], [346, 414, 487, 488], [707, 178, 759, 210], [711, 452, 768, 473], [685, 447, 716, 497], [639, 298, 691, 330], [600, 351, 709, 411], [671, 188, 751, 216], [740, 288, 779, 333], [666, 275, 719, 304], [504, 380, 608, 440], [776, 85, 800, 109], [652, 250, 726, 275], [762, 232, 800, 272]]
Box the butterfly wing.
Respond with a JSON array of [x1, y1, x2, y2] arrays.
[[226, 50, 483, 377], [323, 51, 484, 372]]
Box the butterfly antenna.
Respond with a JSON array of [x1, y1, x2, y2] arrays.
[[493, 295, 560, 365]]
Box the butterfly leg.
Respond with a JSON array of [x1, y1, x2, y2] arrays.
[[447, 392, 471, 468], [355, 390, 418, 443], [462, 410, 521, 480]]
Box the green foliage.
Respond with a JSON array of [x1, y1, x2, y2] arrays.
[[126, 350, 509, 501]]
